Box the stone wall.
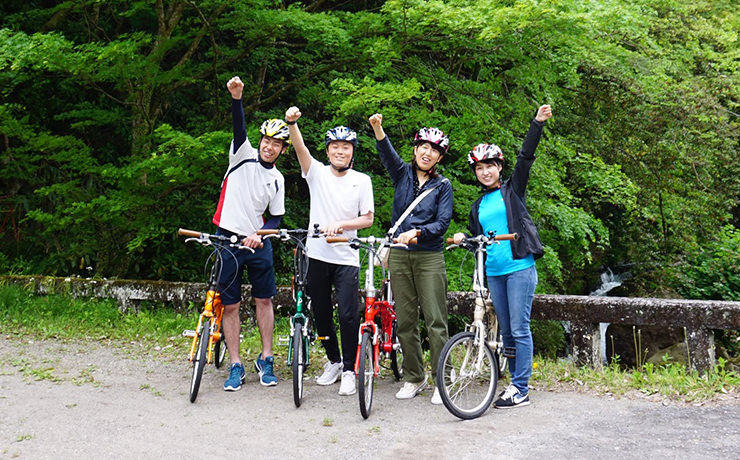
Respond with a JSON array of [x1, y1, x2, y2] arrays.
[[4, 275, 739, 372]]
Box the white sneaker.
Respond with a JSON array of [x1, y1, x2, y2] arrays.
[[395, 378, 428, 400], [338, 371, 357, 396], [316, 361, 342, 385], [431, 387, 443, 405]]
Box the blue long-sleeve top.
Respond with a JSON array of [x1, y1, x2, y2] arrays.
[[376, 136, 453, 252]]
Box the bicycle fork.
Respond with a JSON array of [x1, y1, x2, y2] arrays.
[[184, 290, 221, 364]]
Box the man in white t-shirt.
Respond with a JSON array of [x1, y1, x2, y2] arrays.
[[216, 76, 289, 392], [285, 106, 374, 396]]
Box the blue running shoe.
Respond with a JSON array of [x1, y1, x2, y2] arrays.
[[224, 363, 245, 391], [254, 353, 278, 387]]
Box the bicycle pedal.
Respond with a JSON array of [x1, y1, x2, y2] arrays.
[[182, 329, 196, 338], [278, 336, 290, 345], [315, 336, 329, 341]]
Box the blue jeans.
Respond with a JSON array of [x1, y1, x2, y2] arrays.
[[487, 265, 538, 394]]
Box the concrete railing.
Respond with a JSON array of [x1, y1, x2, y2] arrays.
[[5, 275, 739, 372]]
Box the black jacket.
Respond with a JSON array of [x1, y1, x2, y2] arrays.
[[468, 119, 545, 260], [376, 136, 453, 252]]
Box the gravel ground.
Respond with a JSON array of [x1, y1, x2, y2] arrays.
[[1, 336, 738, 459]]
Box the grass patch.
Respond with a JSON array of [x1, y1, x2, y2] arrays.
[[0, 284, 195, 345], [0, 284, 326, 373], [531, 355, 740, 403]]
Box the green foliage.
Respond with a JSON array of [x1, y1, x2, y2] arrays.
[[672, 225, 740, 301], [0, 284, 194, 343], [0, 0, 737, 300], [531, 319, 567, 358]]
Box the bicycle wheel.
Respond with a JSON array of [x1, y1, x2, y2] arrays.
[[189, 318, 210, 403], [358, 330, 374, 419], [436, 331, 498, 420], [213, 333, 227, 369], [390, 340, 403, 381], [292, 322, 305, 408]]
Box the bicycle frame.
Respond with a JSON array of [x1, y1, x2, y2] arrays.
[[257, 229, 314, 364], [179, 227, 255, 402], [354, 236, 399, 377], [435, 231, 518, 418], [465, 236, 500, 373], [449, 232, 519, 369]]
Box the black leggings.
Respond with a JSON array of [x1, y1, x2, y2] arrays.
[[307, 258, 361, 372]]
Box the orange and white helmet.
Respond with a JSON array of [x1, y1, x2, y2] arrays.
[[467, 143, 503, 165]]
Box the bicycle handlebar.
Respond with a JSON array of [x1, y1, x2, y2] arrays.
[[178, 228, 202, 238], [178, 228, 262, 249], [325, 236, 418, 245], [445, 233, 519, 244], [257, 228, 342, 237]]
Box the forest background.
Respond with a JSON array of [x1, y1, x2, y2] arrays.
[[0, 0, 738, 303]]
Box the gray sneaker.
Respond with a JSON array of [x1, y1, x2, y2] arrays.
[[316, 361, 342, 386], [395, 377, 428, 399]]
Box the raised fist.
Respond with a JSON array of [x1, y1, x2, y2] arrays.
[[285, 106, 302, 124], [227, 76, 244, 100], [535, 104, 552, 122], [368, 113, 383, 129]]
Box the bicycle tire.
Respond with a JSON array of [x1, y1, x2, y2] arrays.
[[358, 330, 374, 419], [189, 318, 210, 403], [292, 322, 305, 408], [436, 331, 498, 420]]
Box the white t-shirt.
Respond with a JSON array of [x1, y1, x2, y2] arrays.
[[304, 158, 374, 267], [212, 137, 285, 236]]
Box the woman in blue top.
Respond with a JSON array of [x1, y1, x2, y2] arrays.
[[453, 104, 552, 408]]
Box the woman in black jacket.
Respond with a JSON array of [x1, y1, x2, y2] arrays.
[[453, 104, 552, 408], [369, 113, 453, 404]]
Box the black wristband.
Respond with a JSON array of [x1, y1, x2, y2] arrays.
[[286, 120, 296, 125]]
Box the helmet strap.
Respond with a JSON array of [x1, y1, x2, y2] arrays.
[[413, 160, 433, 176]]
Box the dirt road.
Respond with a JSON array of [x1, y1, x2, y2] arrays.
[[1, 336, 738, 459]]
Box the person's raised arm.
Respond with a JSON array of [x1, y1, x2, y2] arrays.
[[285, 106, 312, 175], [511, 104, 553, 197], [369, 113, 386, 141], [227, 76, 247, 151], [369, 113, 405, 183]]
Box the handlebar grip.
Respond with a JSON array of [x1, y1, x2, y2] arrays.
[[256, 229, 278, 235], [445, 237, 456, 244], [495, 233, 519, 241], [393, 237, 417, 245], [326, 236, 349, 243], [178, 228, 201, 237]]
